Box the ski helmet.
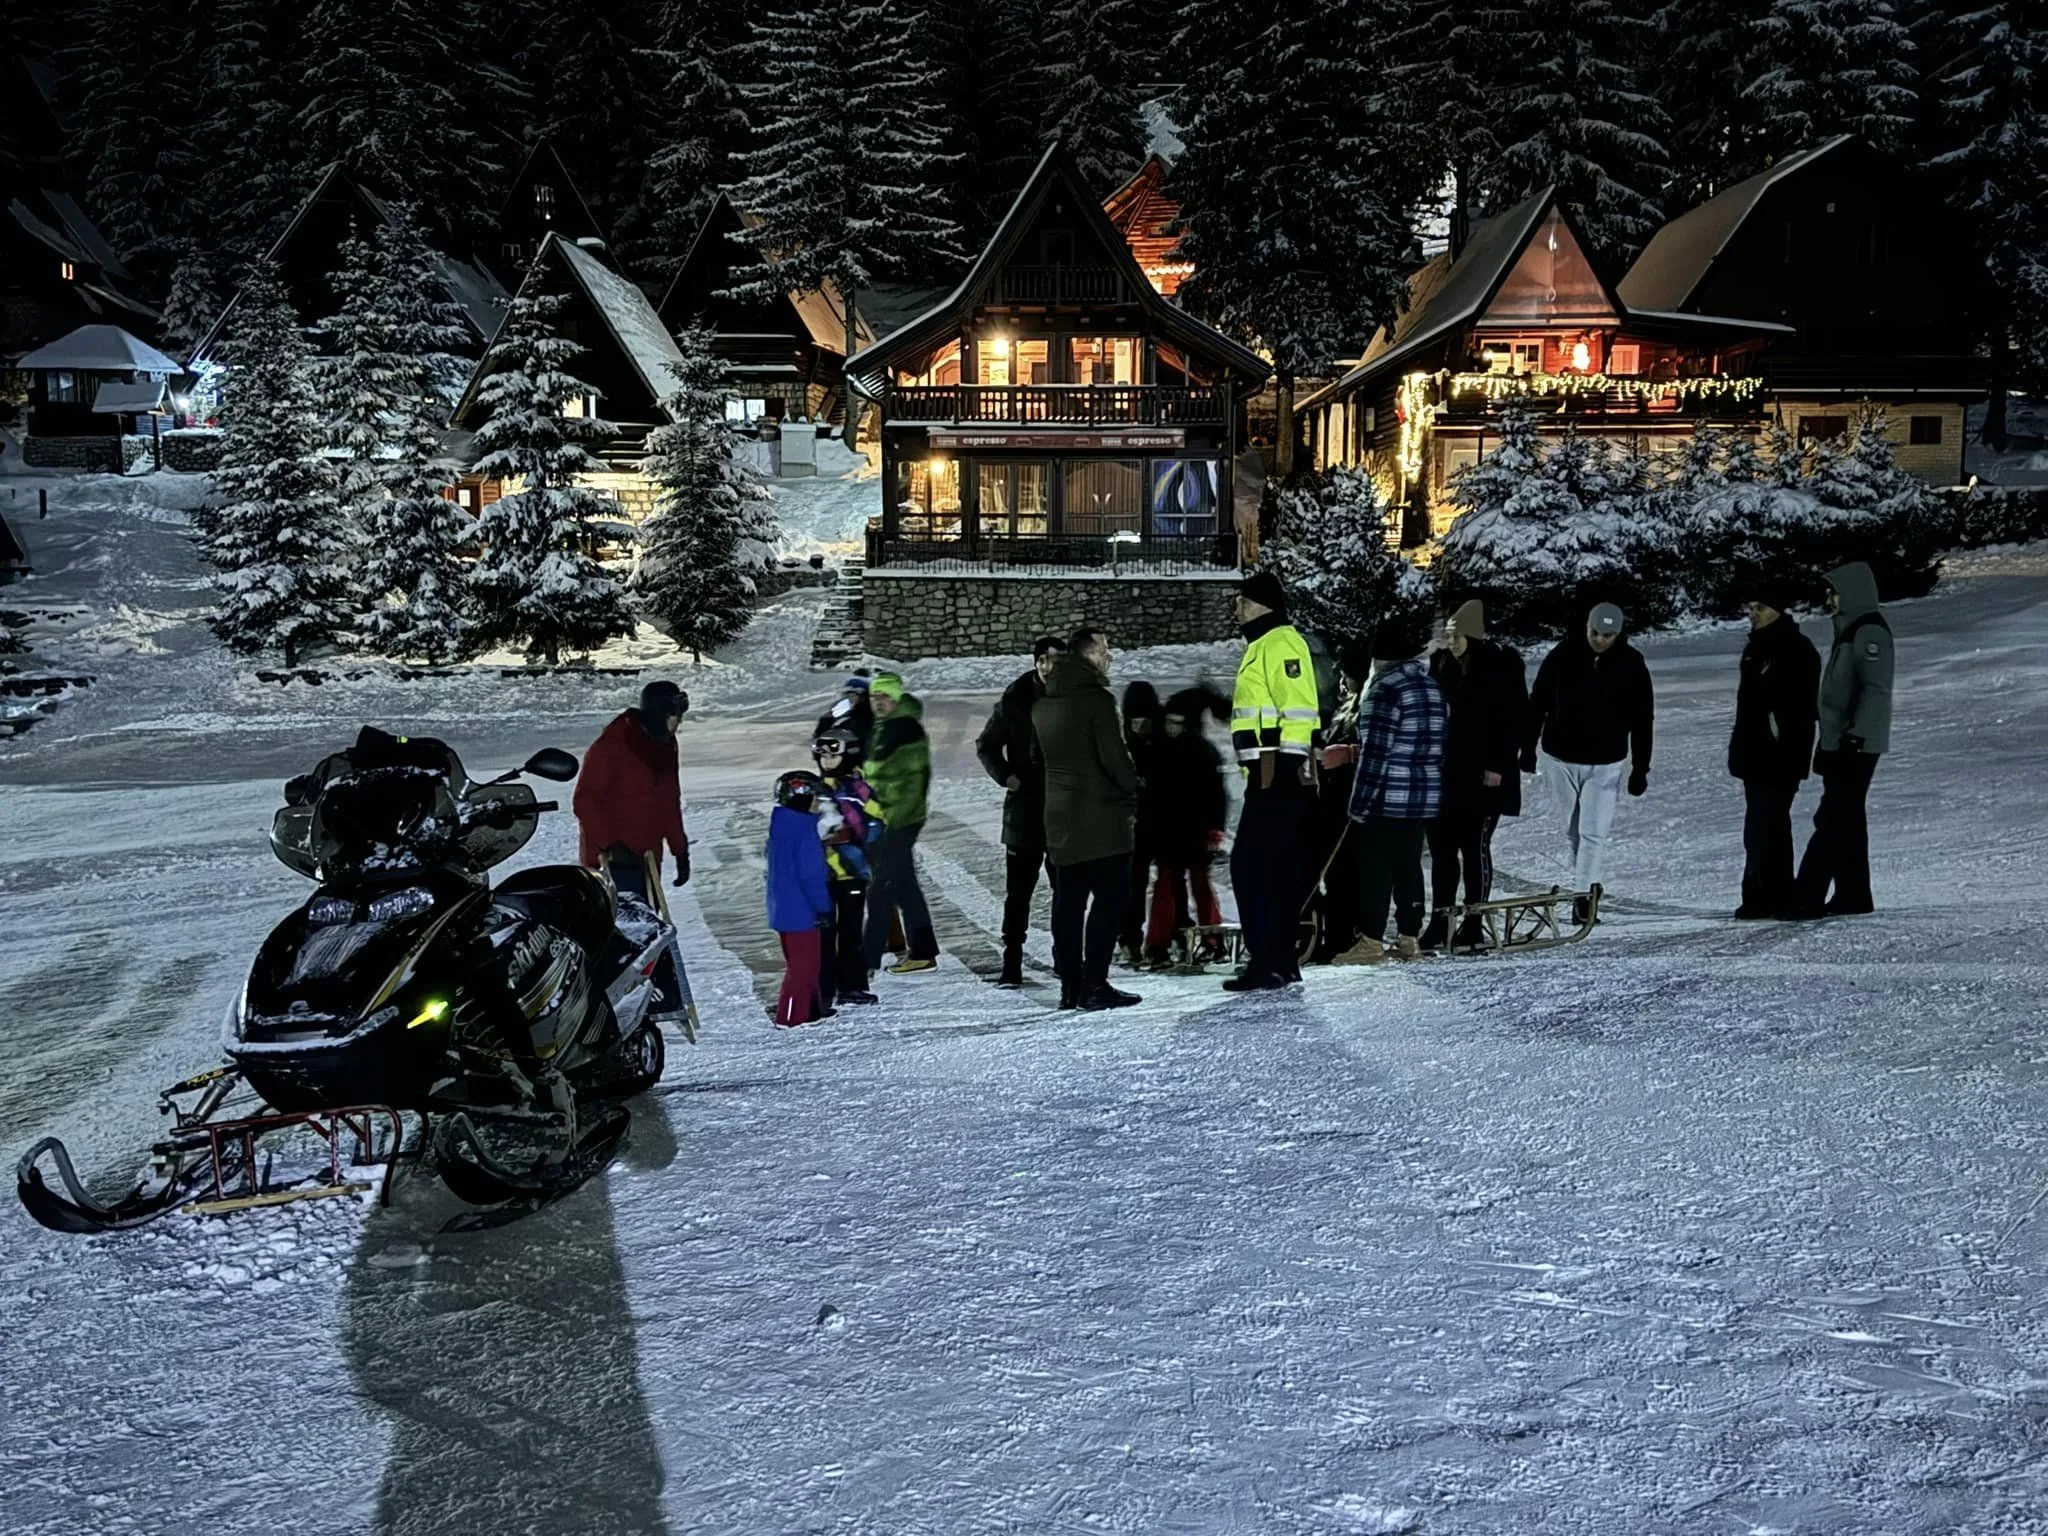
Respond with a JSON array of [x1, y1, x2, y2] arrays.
[[775, 770, 823, 810], [811, 729, 858, 763]]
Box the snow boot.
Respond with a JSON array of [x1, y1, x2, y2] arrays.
[[1332, 936, 1388, 966], [1392, 935, 1422, 961], [1057, 979, 1079, 1010], [1824, 896, 1874, 917], [996, 947, 1024, 988], [1080, 983, 1141, 1011], [1419, 914, 1449, 952], [836, 990, 878, 1006], [1221, 970, 1288, 992], [1451, 915, 1487, 952], [887, 956, 937, 975], [1141, 945, 1174, 971]]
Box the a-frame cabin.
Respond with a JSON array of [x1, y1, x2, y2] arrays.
[[1300, 188, 1789, 543], [488, 138, 609, 288], [450, 232, 685, 524], [655, 192, 873, 428], [188, 163, 511, 369]]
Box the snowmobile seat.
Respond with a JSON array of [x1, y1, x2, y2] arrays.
[[493, 867, 619, 958]]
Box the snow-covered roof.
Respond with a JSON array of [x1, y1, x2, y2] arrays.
[[660, 192, 878, 356], [553, 235, 687, 410], [1618, 137, 1854, 314], [92, 379, 167, 413], [16, 325, 183, 374], [844, 141, 1268, 397]]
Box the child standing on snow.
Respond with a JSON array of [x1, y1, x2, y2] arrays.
[[766, 771, 834, 1027], [812, 730, 883, 1006]]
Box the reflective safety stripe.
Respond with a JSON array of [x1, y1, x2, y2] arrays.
[[1279, 708, 1319, 719]]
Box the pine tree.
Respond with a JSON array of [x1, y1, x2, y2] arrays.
[[1268, 466, 1429, 657], [1651, 0, 1774, 205], [1172, 0, 1438, 475], [1387, 0, 1506, 256], [69, 0, 203, 265], [1925, 0, 2048, 428], [295, 0, 515, 239], [961, 0, 1051, 236], [207, 262, 356, 666], [1720, 426, 1766, 483], [639, 0, 751, 281], [1744, 0, 1920, 157], [189, 0, 307, 267], [1759, 418, 1805, 487], [1482, 0, 1671, 264], [1045, 0, 1147, 194], [159, 245, 224, 360], [729, 1, 965, 309], [636, 328, 782, 660], [464, 293, 636, 665], [310, 227, 393, 519]]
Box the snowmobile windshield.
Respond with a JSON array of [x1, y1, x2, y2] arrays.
[[309, 766, 464, 881], [457, 783, 541, 870]]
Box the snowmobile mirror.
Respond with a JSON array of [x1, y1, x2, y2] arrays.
[[521, 748, 579, 782], [283, 773, 318, 807]]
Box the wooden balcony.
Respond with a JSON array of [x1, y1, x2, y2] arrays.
[[884, 384, 1227, 427], [989, 265, 1128, 305], [1437, 372, 1767, 421]]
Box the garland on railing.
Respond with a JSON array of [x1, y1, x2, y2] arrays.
[[1445, 370, 1763, 405], [1396, 372, 1437, 480]]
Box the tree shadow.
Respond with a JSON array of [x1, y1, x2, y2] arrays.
[[343, 1126, 672, 1536]]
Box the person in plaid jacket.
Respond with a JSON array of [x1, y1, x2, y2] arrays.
[[1336, 617, 1446, 964]]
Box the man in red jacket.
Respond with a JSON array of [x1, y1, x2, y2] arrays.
[[575, 681, 692, 885]]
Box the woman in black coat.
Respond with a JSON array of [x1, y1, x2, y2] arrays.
[[1119, 680, 1166, 961], [1142, 687, 1230, 962], [1427, 601, 1528, 948]]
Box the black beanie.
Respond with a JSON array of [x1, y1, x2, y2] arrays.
[[1370, 616, 1423, 663], [639, 680, 687, 720], [1749, 580, 1798, 617], [1239, 569, 1287, 614]]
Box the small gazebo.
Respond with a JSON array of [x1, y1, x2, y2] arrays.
[[15, 324, 184, 467]]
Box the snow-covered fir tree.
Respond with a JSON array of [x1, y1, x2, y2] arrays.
[[635, 328, 782, 661], [730, 1, 965, 325], [72, 0, 200, 264], [1483, 0, 1670, 264], [1926, 0, 2048, 423], [1386, 0, 1505, 256], [295, 0, 514, 239], [1811, 409, 1943, 595], [158, 245, 223, 360], [1650, 0, 1773, 206], [190, 0, 305, 266], [310, 228, 393, 521], [957, 0, 1052, 236], [1744, 0, 1919, 157], [1720, 424, 1766, 484], [1045, 0, 1147, 194], [1172, 0, 1438, 473], [1267, 466, 1429, 658], [639, 0, 750, 280], [206, 262, 356, 666], [1759, 419, 1806, 487], [1438, 413, 1675, 632], [355, 205, 476, 662], [464, 293, 635, 665]]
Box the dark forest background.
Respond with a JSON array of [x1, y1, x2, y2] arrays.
[[4, 0, 2043, 431]]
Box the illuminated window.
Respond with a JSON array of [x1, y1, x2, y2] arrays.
[[896, 458, 962, 539], [1149, 459, 1219, 536], [534, 184, 556, 219], [1068, 336, 1141, 385], [1607, 343, 1642, 376], [976, 337, 1048, 387], [562, 392, 599, 419], [976, 462, 1049, 538], [59, 260, 76, 281]]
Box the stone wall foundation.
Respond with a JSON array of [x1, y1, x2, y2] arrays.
[[864, 571, 1239, 660]]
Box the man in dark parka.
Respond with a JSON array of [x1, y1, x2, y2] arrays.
[[1032, 627, 1141, 1011], [1425, 600, 1527, 948], [975, 635, 1065, 985], [1727, 585, 1821, 918]]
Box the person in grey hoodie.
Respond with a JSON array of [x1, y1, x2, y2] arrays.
[[1791, 562, 1894, 917]]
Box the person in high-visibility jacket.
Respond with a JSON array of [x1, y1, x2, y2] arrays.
[[1225, 569, 1320, 991]]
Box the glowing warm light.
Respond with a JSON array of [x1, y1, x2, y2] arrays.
[[1570, 342, 1592, 371], [1396, 373, 1437, 482]]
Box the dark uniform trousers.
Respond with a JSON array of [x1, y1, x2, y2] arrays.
[[1795, 750, 1879, 910], [1231, 777, 1309, 981]]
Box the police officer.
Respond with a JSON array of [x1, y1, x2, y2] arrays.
[[1226, 569, 1319, 991]]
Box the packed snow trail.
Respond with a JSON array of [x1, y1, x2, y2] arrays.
[[5, 470, 2048, 1530]]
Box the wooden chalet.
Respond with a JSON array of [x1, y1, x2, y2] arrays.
[[1299, 189, 1790, 543], [656, 192, 874, 427], [189, 164, 511, 371], [844, 142, 1269, 572], [1102, 154, 1189, 299], [1619, 136, 1985, 483], [450, 231, 684, 523], [0, 55, 158, 364], [488, 139, 608, 286]]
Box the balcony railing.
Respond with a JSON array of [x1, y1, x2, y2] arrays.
[[1438, 372, 1767, 420], [990, 265, 1127, 305], [867, 529, 1238, 574], [885, 384, 1227, 427]]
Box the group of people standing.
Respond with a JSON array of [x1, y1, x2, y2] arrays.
[[568, 555, 1896, 1029]]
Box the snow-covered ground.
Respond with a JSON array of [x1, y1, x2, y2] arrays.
[[5, 467, 2048, 1533]]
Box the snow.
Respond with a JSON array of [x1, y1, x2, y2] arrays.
[[554, 236, 687, 414], [6, 466, 2048, 1532]]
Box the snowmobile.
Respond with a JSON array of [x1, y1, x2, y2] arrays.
[[17, 727, 692, 1234]]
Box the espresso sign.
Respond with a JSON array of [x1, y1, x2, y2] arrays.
[[925, 429, 1188, 451]]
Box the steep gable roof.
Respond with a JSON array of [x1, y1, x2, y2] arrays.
[[1617, 137, 1854, 314], [188, 163, 512, 363], [844, 140, 1268, 397], [493, 139, 608, 262], [657, 191, 876, 356], [452, 232, 684, 428]]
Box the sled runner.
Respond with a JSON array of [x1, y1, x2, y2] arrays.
[[1434, 883, 1602, 955]]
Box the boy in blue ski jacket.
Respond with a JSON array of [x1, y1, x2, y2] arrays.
[[766, 772, 834, 1027], [813, 729, 883, 1005]]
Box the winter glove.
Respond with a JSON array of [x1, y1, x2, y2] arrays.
[[672, 843, 692, 887], [1519, 748, 1538, 775], [1627, 767, 1648, 798]]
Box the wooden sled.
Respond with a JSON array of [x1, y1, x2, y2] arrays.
[[1439, 882, 1601, 956]]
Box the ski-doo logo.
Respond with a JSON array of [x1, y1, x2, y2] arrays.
[[511, 926, 555, 982]]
